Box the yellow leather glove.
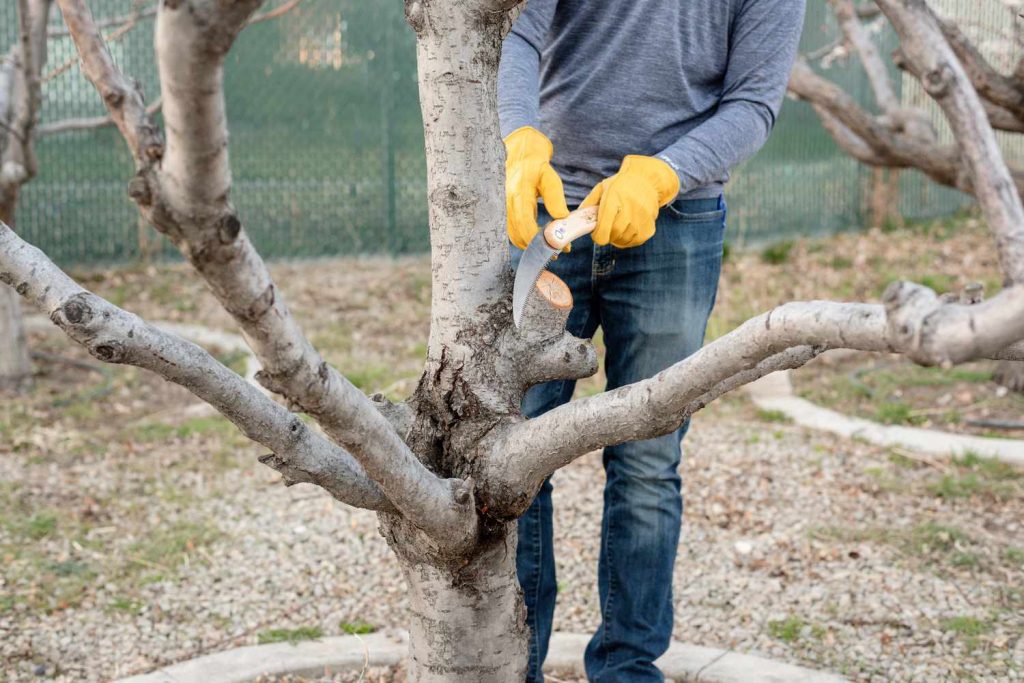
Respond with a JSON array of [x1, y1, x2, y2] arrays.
[[579, 155, 681, 248], [504, 126, 570, 249]]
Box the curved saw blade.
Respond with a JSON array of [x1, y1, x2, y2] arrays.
[[512, 233, 560, 328], [512, 207, 598, 327]]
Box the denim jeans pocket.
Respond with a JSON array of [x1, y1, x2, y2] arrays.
[[672, 207, 726, 224], [665, 197, 725, 235], [663, 201, 725, 246]]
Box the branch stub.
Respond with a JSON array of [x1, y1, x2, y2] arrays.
[[535, 270, 572, 310]]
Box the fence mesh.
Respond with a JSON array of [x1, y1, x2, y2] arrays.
[[1, 0, 1013, 266]]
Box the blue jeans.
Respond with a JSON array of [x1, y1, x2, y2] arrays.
[[513, 196, 726, 682]]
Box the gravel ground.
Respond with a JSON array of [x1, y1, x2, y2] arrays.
[[2, 380, 1020, 681], [3, 219, 1022, 682]]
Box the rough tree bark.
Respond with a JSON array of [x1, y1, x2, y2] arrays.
[[1, 0, 1023, 681], [788, 0, 1024, 390], [0, 0, 51, 388]]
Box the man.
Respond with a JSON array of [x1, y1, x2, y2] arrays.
[[498, 1, 806, 680]]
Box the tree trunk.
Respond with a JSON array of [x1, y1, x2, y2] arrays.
[[385, 520, 529, 682], [0, 0, 52, 389], [0, 202, 32, 390], [391, 3, 558, 678], [0, 282, 31, 389], [866, 167, 903, 230]]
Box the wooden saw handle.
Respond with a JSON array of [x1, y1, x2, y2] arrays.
[[543, 207, 598, 250]]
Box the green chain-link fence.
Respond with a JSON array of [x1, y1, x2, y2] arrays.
[[1, 1, 1001, 266]]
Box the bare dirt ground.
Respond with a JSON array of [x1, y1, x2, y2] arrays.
[[2, 215, 1022, 682]]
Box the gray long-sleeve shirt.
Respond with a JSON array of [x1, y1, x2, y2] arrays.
[[498, 0, 806, 202]]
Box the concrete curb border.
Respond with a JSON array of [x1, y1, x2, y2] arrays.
[[746, 370, 1024, 467], [117, 632, 407, 683], [117, 631, 847, 683]]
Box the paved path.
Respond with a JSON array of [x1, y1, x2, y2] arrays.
[[746, 369, 1024, 466]]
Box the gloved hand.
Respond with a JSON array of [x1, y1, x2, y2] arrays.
[[504, 126, 570, 249], [580, 155, 681, 248]]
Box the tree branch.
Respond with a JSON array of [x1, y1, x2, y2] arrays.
[[47, 3, 157, 37], [937, 16, 1024, 124], [55, 0, 478, 551], [831, 0, 899, 113], [0, 221, 394, 513], [809, 101, 889, 165], [830, 0, 938, 141], [483, 289, 1024, 516], [0, 50, 17, 163], [982, 99, 1024, 134], [789, 59, 975, 191], [15, 1, 40, 162], [36, 96, 161, 136], [55, 0, 162, 172], [248, 0, 304, 26]]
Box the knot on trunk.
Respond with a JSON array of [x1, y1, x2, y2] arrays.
[[246, 284, 276, 320], [429, 184, 479, 216], [404, 0, 426, 35], [93, 341, 126, 363], [217, 213, 242, 244], [103, 88, 125, 108], [883, 280, 944, 363], [127, 174, 152, 207], [922, 63, 954, 98], [451, 476, 475, 506], [54, 294, 95, 329]]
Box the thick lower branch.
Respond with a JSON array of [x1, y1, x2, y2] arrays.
[[37, 97, 162, 136], [485, 289, 1024, 514], [0, 222, 393, 513]]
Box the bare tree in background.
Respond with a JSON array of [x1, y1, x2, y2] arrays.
[[789, 0, 1024, 390], [1, 0, 1023, 679], [0, 0, 51, 388], [0, 0, 298, 387]]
